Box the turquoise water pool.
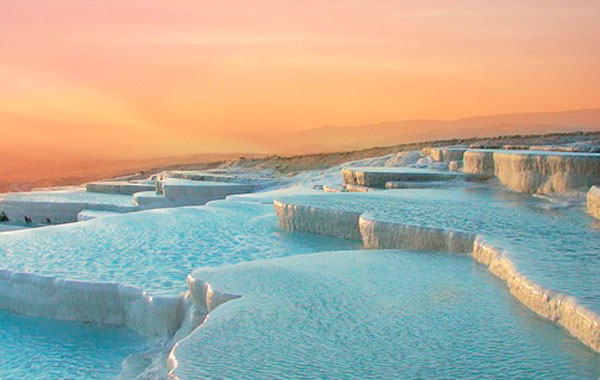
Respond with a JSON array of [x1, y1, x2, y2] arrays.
[[0, 310, 147, 379], [2, 180, 600, 378], [277, 185, 600, 313], [171, 250, 600, 379], [0, 200, 359, 295]]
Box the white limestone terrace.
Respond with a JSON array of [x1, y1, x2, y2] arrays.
[[3, 139, 600, 376], [0, 196, 359, 377], [274, 185, 600, 351], [0, 173, 263, 225], [160, 170, 281, 189], [169, 250, 600, 379], [1, 146, 600, 376], [0, 200, 357, 295], [85, 180, 156, 195], [134, 179, 255, 209], [462, 149, 600, 194], [588, 186, 600, 220], [421, 146, 467, 162], [0, 189, 137, 225], [342, 166, 474, 189]]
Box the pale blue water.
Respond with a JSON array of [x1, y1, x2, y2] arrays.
[[0, 310, 147, 380], [0, 200, 359, 295], [0, 222, 33, 232], [173, 250, 600, 379], [278, 186, 600, 313]]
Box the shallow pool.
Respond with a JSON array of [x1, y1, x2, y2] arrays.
[[172, 250, 600, 379], [0, 200, 360, 295], [0, 310, 147, 380], [278, 185, 600, 313]]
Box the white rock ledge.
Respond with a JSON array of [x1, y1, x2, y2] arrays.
[[0, 269, 181, 337], [0, 268, 240, 377], [0, 269, 238, 340], [166, 276, 240, 379], [135, 179, 255, 209], [0, 199, 136, 224], [587, 186, 600, 220], [342, 167, 465, 188], [86, 181, 156, 195], [464, 149, 600, 194], [0, 270, 239, 379], [274, 200, 362, 240], [422, 147, 466, 162], [273, 199, 600, 353]]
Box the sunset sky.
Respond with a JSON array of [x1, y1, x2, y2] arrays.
[[1, 0, 600, 162]]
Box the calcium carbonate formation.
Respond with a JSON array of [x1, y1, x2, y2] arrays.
[[588, 186, 600, 219], [464, 149, 600, 194], [0, 170, 271, 225], [273, 177, 600, 354], [1, 143, 600, 378]]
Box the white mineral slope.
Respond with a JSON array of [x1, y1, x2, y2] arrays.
[[225, 152, 429, 204], [274, 199, 600, 353], [588, 186, 600, 219], [285, 150, 425, 189], [464, 149, 600, 194]]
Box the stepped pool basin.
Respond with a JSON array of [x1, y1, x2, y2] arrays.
[[171, 250, 600, 379], [0, 189, 138, 224], [0, 200, 359, 295], [0, 310, 147, 380], [276, 185, 600, 314], [2, 150, 600, 378]]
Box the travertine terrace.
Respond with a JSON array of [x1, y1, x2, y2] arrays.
[[1, 132, 600, 378], [463, 149, 600, 194]]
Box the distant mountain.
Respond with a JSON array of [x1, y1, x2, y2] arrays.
[[267, 109, 600, 153]]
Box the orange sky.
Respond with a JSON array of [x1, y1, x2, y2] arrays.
[[1, 0, 600, 161]]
